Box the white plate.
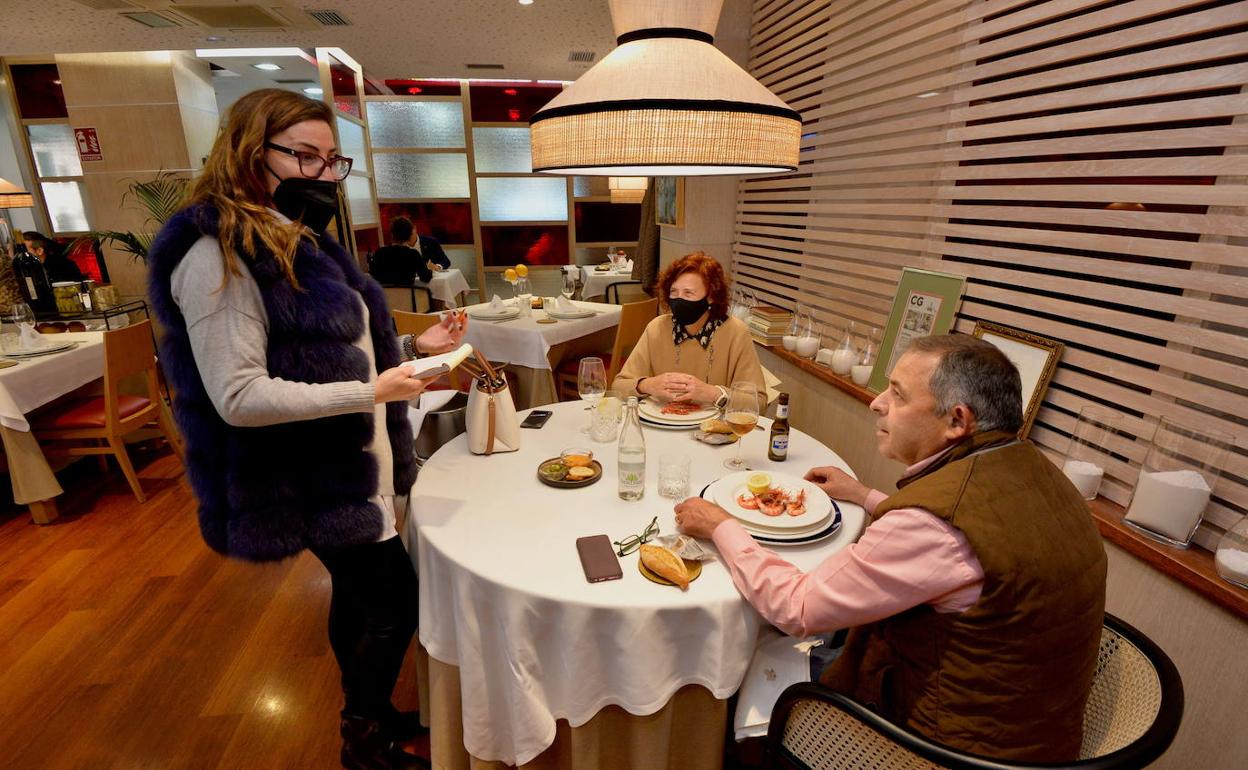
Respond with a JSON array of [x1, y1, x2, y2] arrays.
[[468, 307, 520, 320], [639, 399, 718, 423], [701, 484, 842, 546], [547, 308, 595, 319], [639, 415, 699, 431], [710, 471, 832, 530], [2, 340, 78, 358]]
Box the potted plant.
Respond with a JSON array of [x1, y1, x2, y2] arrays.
[[76, 170, 189, 263]]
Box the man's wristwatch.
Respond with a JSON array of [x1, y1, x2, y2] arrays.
[[713, 386, 729, 410]]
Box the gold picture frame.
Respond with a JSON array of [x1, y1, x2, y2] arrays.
[[655, 176, 685, 228], [971, 321, 1064, 439]]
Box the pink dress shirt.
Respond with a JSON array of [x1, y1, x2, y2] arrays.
[[711, 452, 985, 638]]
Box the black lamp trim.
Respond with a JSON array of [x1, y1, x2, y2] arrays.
[[532, 161, 798, 173], [616, 27, 715, 45], [531, 98, 802, 124]]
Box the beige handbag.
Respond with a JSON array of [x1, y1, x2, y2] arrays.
[[465, 352, 520, 455]]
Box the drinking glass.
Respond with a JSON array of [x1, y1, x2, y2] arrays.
[[11, 302, 34, 326], [723, 381, 760, 470], [658, 453, 692, 500], [578, 357, 607, 433], [590, 389, 623, 443], [562, 272, 577, 300]]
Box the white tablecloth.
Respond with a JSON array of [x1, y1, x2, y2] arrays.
[[418, 268, 472, 305], [580, 265, 635, 299], [462, 300, 622, 370], [0, 332, 105, 430], [407, 400, 866, 765]]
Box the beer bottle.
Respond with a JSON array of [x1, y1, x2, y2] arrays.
[[768, 392, 790, 461]]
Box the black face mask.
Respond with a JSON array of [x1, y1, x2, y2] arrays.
[[668, 297, 710, 326], [271, 174, 339, 234]]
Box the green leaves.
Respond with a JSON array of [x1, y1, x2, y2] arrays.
[[76, 170, 188, 263]]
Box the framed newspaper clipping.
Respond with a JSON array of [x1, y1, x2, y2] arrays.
[[868, 268, 966, 393]]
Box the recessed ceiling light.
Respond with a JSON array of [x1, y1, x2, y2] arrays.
[[916, 91, 940, 98], [519, 0, 534, 5], [253, 63, 282, 71], [303, 87, 323, 95], [205, 35, 224, 42]]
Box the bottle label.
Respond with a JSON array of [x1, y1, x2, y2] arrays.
[[24, 276, 37, 299], [771, 435, 789, 456], [776, 404, 789, 419]]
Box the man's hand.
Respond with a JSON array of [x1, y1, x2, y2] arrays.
[[375, 366, 438, 403], [674, 497, 732, 539], [416, 310, 467, 355], [804, 466, 871, 507]]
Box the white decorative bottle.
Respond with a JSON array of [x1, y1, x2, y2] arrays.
[[618, 396, 646, 501]]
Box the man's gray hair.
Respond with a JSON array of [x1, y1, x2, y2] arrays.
[[905, 334, 1023, 434]]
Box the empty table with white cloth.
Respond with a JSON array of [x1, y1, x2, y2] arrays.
[[0, 332, 105, 523], [405, 399, 867, 769], [417, 267, 472, 307], [579, 264, 635, 300], [461, 300, 622, 408]]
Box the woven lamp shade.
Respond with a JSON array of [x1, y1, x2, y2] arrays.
[[531, 0, 801, 176], [0, 177, 33, 209]]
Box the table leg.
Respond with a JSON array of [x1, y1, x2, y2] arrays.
[[0, 424, 65, 524]]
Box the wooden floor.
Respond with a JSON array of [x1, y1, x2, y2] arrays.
[[0, 444, 427, 769]]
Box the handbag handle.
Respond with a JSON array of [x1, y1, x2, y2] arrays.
[[485, 394, 496, 455]]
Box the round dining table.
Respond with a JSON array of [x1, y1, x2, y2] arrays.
[[405, 399, 866, 769]]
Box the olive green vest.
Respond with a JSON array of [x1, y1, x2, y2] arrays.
[[821, 431, 1107, 762]]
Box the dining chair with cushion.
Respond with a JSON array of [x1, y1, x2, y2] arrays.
[[382, 284, 435, 313], [33, 320, 184, 504], [556, 297, 659, 401], [765, 612, 1183, 770]]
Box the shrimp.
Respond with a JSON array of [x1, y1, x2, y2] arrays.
[[757, 490, 786, 517], [786, 489, 807, 516], [736, 493, 760, 510]]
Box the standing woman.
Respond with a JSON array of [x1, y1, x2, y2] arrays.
[[148, 89, 460, 770]]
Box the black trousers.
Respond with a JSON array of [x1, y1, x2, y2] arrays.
[[313, 534, 419, 721]]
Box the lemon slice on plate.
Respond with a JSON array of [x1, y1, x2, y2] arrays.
[[747, 473, 772, 495]]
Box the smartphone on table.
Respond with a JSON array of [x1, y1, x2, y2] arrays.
[[576, 535, 623, 583], [520, 410, 553, 429]]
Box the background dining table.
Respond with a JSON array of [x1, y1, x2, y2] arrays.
[[462, 300, 622, 407], [579, 264, 635, 300], [418, 267, 472, 307], [404, 399, 867, 769], [0, 332, 105, 523]]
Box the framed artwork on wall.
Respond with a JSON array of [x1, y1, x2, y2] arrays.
[[868, 268, 966, 393], [972, 321, 1064, 439], [655, 176, 685, 228]]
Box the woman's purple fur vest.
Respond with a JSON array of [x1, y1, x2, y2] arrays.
[[147, 204, 416, 561]]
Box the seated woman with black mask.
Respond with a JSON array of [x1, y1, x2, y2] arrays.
[[611, 252, 766, 407]]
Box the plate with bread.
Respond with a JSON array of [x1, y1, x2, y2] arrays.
[[537, 449, 602, 488]]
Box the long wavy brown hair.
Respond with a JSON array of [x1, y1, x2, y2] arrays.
[[656, 252, 731, 323], [186, 88, 335, 286]]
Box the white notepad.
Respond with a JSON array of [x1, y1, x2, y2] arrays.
[[403, 343, 474, 380]]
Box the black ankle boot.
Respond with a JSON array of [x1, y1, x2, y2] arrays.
[[340, 714, 430, 770], [381, 709, 429, 742]]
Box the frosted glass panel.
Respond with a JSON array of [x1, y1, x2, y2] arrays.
[[367, 101, 464, 148], [573, 176, 608, 198], [477, 178, 567, 222], [42, 181, 88, 232], [374, 153, 470, 199], [472, 127, 532, 173], [28, 124, 82, 177], [336, 116, 368, 174], [344, 175, 375, 225]]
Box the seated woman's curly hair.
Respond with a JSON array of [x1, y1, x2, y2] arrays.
[[656, 252, 731, 323]]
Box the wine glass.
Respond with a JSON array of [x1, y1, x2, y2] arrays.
[[9, 302, 34, 352], [723, 381, 760, 470], [562, 271, 577, 301], [578, 357, 607, 433]]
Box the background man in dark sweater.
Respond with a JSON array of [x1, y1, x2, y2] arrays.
[[369, 216, 450, 285]]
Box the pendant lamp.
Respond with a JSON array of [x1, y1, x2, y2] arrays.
[[530, 0, 801, 176], [0, 177, 34, 209]]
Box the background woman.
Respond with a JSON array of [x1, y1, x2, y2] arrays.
[[612, 251, 766, 407], [148, 89, 460, 770]]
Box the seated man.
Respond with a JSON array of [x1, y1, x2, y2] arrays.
[[24, 231, 84, 283], [676, 334, 1107, 762], [369, 216, 451, 286]]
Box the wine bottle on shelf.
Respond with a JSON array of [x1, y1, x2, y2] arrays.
[[769, 392, 790, 462], [12, 232, 54, 313]]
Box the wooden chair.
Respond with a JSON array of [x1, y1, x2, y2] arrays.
[[605, 280, 649, 304], [382, 284, 435, 313], [33, 320, 184, 503], [765, 612, 1184, 770], [556, 297, 659, 400]]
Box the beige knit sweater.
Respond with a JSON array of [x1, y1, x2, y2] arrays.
[[612, 315, 767, 403]]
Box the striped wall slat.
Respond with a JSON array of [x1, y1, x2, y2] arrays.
[[734, 0, 1248, 549]]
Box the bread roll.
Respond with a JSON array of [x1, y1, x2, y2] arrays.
[[700, 418, 734, 435], [640, 545, 690, 590]]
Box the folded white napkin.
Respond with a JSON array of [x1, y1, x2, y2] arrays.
[[406, 388, 460, 438], [620, 259, 634, 272], [555, 295, 577, 313], [18, 323, 42, 350], [733, 628, 818, 741], [488, 294, 506, 312]]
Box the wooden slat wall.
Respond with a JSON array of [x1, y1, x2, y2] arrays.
[[735, 0, 1248, 550]]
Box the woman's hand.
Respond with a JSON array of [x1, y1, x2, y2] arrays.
[[416, 310, 467, 355], [639, 372, 718, 403], [375, 365, 438, 403]]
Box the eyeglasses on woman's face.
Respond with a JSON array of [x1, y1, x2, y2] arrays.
[[265, 142, 353, 181]]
